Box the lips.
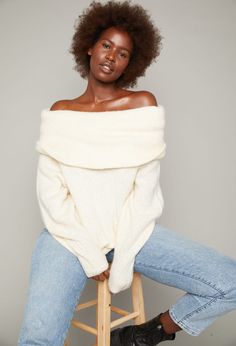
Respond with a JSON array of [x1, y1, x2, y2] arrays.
[[99, 62, 114, 72]]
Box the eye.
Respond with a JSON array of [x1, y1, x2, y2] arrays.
[[119, 51, 129, 59], [102, 42, 110, 49], [120, 52, 128, 58]]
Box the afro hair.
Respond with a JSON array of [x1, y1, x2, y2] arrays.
[[69, 0, 164, 88]]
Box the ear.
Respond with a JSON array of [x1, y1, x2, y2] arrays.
[[87, 48, 92, 56]]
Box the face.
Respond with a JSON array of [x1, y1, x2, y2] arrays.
[[87, 26, 133, 84]]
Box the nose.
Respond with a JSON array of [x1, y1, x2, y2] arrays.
[[106, 50, 115, 62]]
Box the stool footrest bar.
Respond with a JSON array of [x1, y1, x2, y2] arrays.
[[111, 305, 131, 316], [75, 299, 97, 311], [110, 311, 139, 328], [71, 320, 98, 336], [65, 272, 146, 346]]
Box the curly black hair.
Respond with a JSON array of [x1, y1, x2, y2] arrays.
[[69, 0, 164, 89]]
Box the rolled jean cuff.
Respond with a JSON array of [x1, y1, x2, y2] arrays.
[[169, 306, 201, 336]]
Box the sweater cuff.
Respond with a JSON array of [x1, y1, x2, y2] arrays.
[[76, 251, 109, 278], [108, 254, 135, 294]]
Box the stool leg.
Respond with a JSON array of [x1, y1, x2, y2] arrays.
[[96, 279, 111, 346], [132, 273, 146, 324], [64, 332, 70, 346]]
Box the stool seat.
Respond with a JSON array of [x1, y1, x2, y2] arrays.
[[64, 265, 146, 346]]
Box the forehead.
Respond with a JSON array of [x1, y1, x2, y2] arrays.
[[98, 27, 133, 50]]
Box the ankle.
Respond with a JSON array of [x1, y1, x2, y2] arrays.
[[159, 311, 182, 335]]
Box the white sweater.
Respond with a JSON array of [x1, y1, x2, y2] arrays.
[[35, 105, 166, 294]]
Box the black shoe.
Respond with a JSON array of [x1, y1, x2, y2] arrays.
[[110, 313, 175, 345]]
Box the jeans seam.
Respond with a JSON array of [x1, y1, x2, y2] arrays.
[[169, 293, 225, 336], [169, 308, 200, 336], [135, 261, 226, 297], [182, 294, 223, 320], [135, 261, 227, 336]]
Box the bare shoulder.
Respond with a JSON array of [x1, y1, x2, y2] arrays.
[[49, 100, 69, 111], [128, 90, 158, 108]]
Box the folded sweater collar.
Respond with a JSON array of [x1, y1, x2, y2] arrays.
[[35, 105, 166, 169]]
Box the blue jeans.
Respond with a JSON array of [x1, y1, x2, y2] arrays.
[[18, 224, 236, 345]]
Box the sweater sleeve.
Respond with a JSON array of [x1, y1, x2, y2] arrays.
[[36, 153, 109, 277], [108, 159, 164, 294]]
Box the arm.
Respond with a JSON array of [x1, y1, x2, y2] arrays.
[[36, 153, 108, 277], [108, 159, 164, 293]]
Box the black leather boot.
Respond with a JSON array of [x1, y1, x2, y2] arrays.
[[110, 313, 175, 345]]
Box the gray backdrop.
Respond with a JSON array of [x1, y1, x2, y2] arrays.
[[0, 0, 235, 345]]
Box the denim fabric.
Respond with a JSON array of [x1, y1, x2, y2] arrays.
[[18, 224, 236, 345]]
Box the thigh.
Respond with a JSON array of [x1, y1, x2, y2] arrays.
[[134, 223, 236, 296], [18, 228, 88, 345]]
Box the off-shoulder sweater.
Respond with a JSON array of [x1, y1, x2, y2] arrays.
[[35, 105, 166, 294]]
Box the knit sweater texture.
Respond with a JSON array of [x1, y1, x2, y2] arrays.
[[35, 105, 166, 294]]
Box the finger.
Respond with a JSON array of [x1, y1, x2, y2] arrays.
[[104, 271, 110, 278], [102, 273, 109, 281], [103, 271, 110, 278]]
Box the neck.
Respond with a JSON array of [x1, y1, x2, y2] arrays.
[[82, 72, 121, 105]]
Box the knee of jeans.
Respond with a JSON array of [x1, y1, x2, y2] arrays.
[[35, 228, 49, 242]]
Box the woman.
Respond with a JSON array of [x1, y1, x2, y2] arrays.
[[18, 1, 236, 345]]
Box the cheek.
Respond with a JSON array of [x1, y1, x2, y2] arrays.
[[89, 54, 101, 70], [117, 59, 130, 73]]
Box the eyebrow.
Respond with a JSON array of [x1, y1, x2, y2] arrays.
[[101, 38, 131, 53]]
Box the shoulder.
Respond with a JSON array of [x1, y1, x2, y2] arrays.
[[128, 90, 158, 108], [49, 100, 69, 111]]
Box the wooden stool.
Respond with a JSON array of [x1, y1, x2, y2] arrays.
[[64, 266, 146, 346]]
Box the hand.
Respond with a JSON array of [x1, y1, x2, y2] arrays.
[[91, 268, 110, 282]]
